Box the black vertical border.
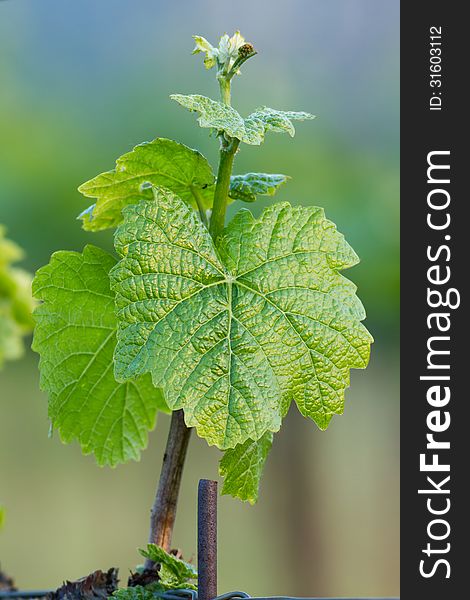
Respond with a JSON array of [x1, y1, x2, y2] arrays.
[[401, 3, 467, 599]]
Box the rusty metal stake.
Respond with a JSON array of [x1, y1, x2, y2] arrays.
[[198, 479, 218, 600]]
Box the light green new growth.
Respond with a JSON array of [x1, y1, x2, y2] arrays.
[[229, 173, 289, 202], [33, 30, 372, 507], [113, 587, 154, 600], [113, 545, 197, 600], [171, 94, 314, 145], [0, 226, 35, 368], [192, 31, 247, 72], [32, 245, 168, 466], [140, 544, 197, 590]]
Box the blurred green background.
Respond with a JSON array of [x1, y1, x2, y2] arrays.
[[0, 0, 399, 597]]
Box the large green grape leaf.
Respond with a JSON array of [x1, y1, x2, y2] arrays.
[[32, 245, 168, 466], [229, 173, 289, 202], [78, 138, 215, 231], [170, 94, 314, 145], [111, 190, 372, 449], [219, 431, 273, 504]]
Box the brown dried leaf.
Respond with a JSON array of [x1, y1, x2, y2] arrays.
[[46, 568, 118, 600]]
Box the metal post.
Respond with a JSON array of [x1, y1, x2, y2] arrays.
[[198, 479, 218, 600]]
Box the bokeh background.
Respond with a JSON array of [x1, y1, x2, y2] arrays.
[[0, 0, 399, 597]]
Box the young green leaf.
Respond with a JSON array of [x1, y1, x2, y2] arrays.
[[214, 31, 249, 72], [113, 587, 147, 600], [229, 173, 289, 202], [111, 190, 372, 449], [196, 173, 289, 208], [192, 35, 218, 69], [244, 107, 315, 140], [113, 587, 158, 600], [0, 226, 35, 368], [139, 545, 197, 590], [170, 94, 314, 145], [0, 228, 24, 267], [0, 303, 23, 365], [32, 245, 168, 466], [78, 138, 215, 231], [171, 94, 245, 138], [219, 431, 273, 504], [112, 545, 197, 600], [193, 31, 248, 73]]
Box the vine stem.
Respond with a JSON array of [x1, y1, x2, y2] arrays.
[[218, 77, 231, 106], [144, 410, 191, 567], [210, 72, 239, 240], [209, 136, 239, 239], [145, 63, 239, 564]]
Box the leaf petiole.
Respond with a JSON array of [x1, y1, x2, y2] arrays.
[[190, 185, 209, 227]]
